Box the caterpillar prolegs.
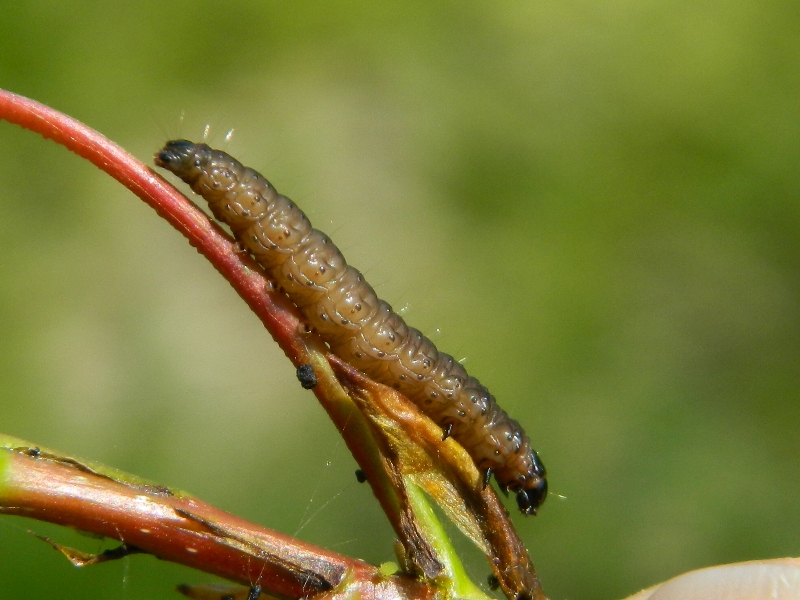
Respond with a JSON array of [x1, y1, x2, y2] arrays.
[[155, 140, 547, 515]]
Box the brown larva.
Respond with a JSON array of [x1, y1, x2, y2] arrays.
[[155, 140, 547, 515]]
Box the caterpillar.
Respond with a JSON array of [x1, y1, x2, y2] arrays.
[[155, 140, 547, 515]]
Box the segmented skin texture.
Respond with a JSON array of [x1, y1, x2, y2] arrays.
[[155, 140, 547, 514]]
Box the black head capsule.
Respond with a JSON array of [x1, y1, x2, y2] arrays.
[[155, 139, 208, 183], [516, 477, 548, 516]]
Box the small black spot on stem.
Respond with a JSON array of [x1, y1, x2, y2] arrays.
[[487, 574, 500, 590], [296, 364, 318, 389]]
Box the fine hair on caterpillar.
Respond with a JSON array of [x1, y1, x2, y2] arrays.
[[155, 140, 547, 515]]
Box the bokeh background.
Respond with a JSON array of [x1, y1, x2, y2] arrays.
[[0, 2, 798, 599]]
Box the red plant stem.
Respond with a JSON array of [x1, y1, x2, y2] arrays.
[[0, 88, 308, 364], [0, 447, 434, 600]]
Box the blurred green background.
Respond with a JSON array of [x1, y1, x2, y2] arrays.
[[0, 2, 798, 599]]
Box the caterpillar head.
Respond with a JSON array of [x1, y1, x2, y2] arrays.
[[515, 477, 548, 516], [156, 140, 242, 202], [517, 446, 548, 515], [499, 441, 548, 515], [155, 139, 208, 183]]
